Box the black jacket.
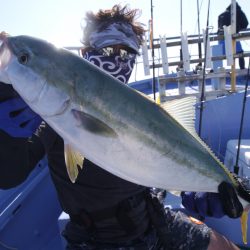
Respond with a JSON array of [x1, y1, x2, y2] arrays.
[[218, 3, 248, 34], [0, 84, 149, 243]]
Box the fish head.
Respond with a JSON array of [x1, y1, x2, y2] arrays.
[[0, 32, 70, 117]]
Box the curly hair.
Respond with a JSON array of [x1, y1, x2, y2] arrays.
[[81, 4, 145, 48]]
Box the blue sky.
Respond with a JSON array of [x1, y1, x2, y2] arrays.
[[1, 0, 249, 47]]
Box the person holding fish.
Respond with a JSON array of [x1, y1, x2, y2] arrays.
[[0, 4, 244, 250]]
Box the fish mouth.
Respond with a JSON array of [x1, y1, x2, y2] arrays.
[[0, 32, 12, 69], [0, 32, 12, 84]]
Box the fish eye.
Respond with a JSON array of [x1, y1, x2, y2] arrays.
[[18, 53, 29, 64]]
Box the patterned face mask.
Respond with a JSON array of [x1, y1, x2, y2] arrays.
[[83, 50, 136, 84]]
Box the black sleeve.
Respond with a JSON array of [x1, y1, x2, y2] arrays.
[[0, 130, 46, 189], [0, 83, 19, 101], [237, 10, 248, 31], [0, 83, 46, 189], [218, 11, 231, 30]]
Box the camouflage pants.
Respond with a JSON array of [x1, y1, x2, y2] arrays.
[[64, 222, 161, 250], [63, 208, 211, 250], [161, 208, 211, 250]]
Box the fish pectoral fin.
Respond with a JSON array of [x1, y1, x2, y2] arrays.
[[64, 143, 84, 183], [71, 109, 117, 138]]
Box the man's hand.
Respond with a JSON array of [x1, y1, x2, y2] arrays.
[[218, 181, 243, 218], [181, 182, 243, 219]]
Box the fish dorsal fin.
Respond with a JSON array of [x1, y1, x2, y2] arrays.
[[161, 96, 228, 170], [161, 96, 197, 133], [64, 143, 84, 183]]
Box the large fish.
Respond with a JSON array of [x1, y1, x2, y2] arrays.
[[0, 33, 249, 203]]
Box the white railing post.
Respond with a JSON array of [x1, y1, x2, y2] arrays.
[[223, 25, 234, 66], [160, 36, 169, 74], [203, 29, 212, 68], [141, 42, 150, 75], [181, 32, 190, 71], [158, 78, 166, 103], [231, 0, 236, 35], [177, 69, 186, 95], [218, 67, 226, 90]]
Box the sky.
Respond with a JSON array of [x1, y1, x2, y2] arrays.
[[0, 0, 249, 79]]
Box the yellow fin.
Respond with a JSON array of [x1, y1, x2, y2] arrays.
[[168, 190, 181, 196], [64, 144, 84, 183], [241, 206, 250, 245]]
